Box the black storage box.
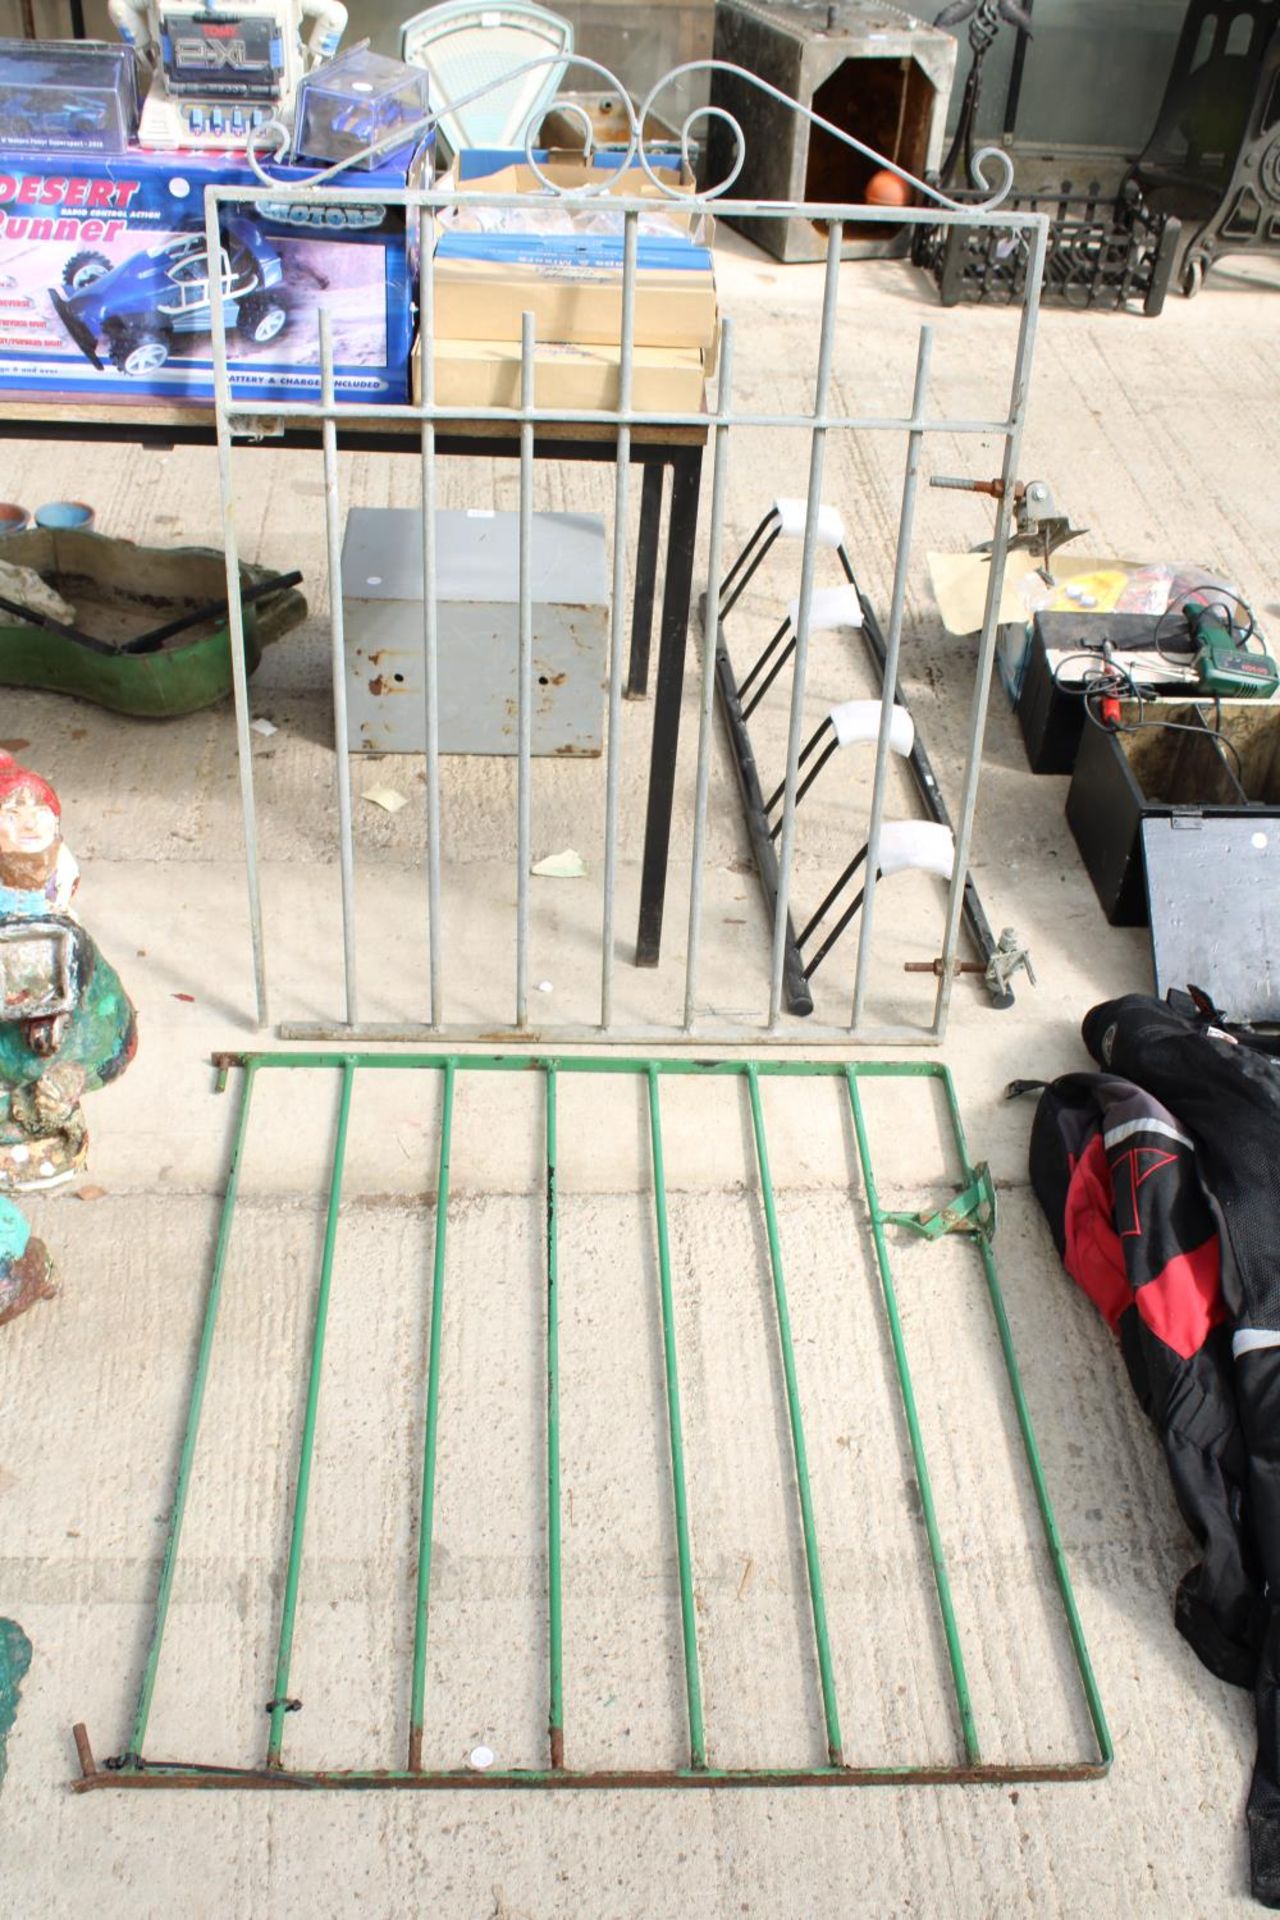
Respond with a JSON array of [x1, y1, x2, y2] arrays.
[[1066, 700, 1280, 925], [1018, 611, 1176, 775]]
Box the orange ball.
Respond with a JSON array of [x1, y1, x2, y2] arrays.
[[864, 169, 913, 208]]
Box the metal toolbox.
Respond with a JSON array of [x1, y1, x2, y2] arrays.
[[341, 506, 608, 756]]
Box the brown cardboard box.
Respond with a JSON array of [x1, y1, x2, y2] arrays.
[[415, 336, 709, 414], [433, 155, 718, 351], [431, 256, 718, 352]]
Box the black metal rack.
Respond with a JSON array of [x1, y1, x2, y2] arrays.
[[913, 179, 1182, 315]]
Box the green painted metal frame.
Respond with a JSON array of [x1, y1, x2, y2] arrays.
[[73, 1051, 1111, 1793]]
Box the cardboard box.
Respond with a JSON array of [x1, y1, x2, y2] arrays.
[[417, 335, 708, 414], [433, 152, 717, 351], [0, 143, 421, 404]]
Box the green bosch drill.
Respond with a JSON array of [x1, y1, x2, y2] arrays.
[[1189, 600, 1280, 698]]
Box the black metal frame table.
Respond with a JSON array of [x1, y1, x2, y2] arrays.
[[0, 400, 705, 969]]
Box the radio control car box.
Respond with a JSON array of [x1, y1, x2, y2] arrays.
[[0, 143, 422, 404]]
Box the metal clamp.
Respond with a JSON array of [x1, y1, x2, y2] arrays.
[[985, 927, 1036, 997]]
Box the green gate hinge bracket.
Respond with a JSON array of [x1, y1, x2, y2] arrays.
[[881, 1163, 997, 1244]]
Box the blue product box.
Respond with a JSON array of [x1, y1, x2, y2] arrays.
[[0, 39, 140, 155], [0, 142, 422, 404]]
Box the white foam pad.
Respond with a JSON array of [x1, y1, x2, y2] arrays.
[[876, 821, 955, 881], [773, 498, 846, 547], [829, 700, 914, 756], [787, 585, 864, 634]]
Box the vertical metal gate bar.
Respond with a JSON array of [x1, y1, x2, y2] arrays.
[[850, 325, 934, 1033], [515, 311, 537, 1028], [682, 314, 735, 1030], [125, 1060, 258, 1767], [744, 1067, 844, 1766], [932, 213, 1048, 1038], [842, 1066, 980, 1764], [205, 186, 268, 1027], [645, 1064, 707, 1768], [266, 1059, 355, 1766], [934, 1071, 1113, 1767], [319, 310, 359, 1025], [600, 211, 638, 1031], [545, 1064, 565, 1765], [418, 208, 443, 1029], [408, 1056, 455, 1771], [768, 223, 843, 1028]]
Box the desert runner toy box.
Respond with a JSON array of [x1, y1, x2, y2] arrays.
[[0, 143, 422, 403]]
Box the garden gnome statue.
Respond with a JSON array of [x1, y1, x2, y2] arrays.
[[0, 751, 137, 1190], [0, 1194, 56, 1326]]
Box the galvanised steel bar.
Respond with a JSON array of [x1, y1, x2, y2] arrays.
[[931, 213, 1049, 1039], [682, 314, 735, 1030], [319, 310, 360, 1027], [768, 223, 843, 1029], [223, 401, 1024, 436], [205, 186, 268, 1028], [210, 185, 1046, 234], [122, 1059, 259, 1769], [266, 1059, 356, 1767], [850, 325, 934, 1034], [842, 1066, 980, 1765], [279, 1019, 943, 1046], [516, 311, 536, 1029], [744, 1067, 844, 1766], [600, 212, 639, 1030], [933, 1069, 1112, 1770], [418, 205, 443, 1030], [408, 1056, 456, 1772], [545, 1064, 565, 1766], [645, 1063, 707, 1768]]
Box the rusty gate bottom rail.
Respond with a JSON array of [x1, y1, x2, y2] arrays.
[[73, 1051, 1111, 1793]]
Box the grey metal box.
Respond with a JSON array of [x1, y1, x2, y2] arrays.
[[708, 0, 956, 263], [341, 508, 608, 756]]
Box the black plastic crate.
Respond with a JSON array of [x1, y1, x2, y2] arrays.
[[914, 181, 1181, 316]]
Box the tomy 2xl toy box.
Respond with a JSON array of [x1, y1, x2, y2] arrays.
[[0, 145, 421, 404]]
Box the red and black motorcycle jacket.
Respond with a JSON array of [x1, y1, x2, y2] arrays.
[[1028, 994, 1280, 1907]]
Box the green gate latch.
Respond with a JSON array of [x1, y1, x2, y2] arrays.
[[882, 1162, 997, 1243]]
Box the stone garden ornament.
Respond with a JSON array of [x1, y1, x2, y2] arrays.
[[0, 750, 137, 1192]]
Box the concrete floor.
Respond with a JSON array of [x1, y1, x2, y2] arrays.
[[1, 233, 1278, 1917]]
